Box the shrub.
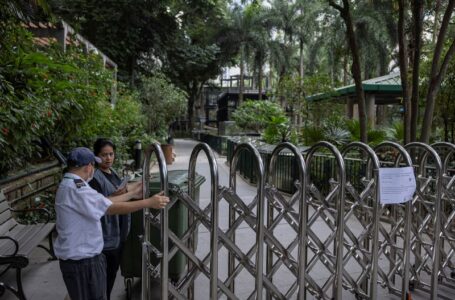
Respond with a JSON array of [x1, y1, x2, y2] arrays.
[[232, 100, 287, 134], [0, 20, 153, 175], [262, 115, 291, 144], [138, 74, 187, 142]]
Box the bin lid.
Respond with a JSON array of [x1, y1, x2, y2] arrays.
[[149, 169, 206, 192]]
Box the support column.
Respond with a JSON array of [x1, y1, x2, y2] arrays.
[[365, 94, 376, 128], [346, 97, 354, 119], [353, 103, 359, 120]]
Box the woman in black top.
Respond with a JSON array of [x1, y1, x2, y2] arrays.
[[89, 138, 131, 299]]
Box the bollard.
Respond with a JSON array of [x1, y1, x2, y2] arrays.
[[134, 140, 142, 170]]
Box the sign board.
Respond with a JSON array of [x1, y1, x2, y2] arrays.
[[378, 166, 416, 204]]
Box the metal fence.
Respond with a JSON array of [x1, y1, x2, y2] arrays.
[[194, 132, 229, 156], [225, 137, 367, 195], [141, 140, 455, 300]]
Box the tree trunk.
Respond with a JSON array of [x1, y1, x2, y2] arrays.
[[299, 38, 304, 81], [278, 67, 286, 107], [187, 83, 200, 131], [129, 56, 137, 88], [258, 61, 263, 101], [268, 58, 273, 91], [343, 55, 348, 85], [398, 0, 411, 144], [410, 0, 424, 142], [187, 93, 195, 132], [239, 44, 245, 106], [299, 37, 304, 126], [420, 0, 455, 143], [452, 123, 454, 143], [432, 0, 441, 44], [330, 0, 368, 143]]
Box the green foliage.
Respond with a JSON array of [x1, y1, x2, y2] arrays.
[[432, 53, 455, 142], [346, 119, 387, 146], [0, 20, 152, 175], [385, 121, 404, 143], [301, 126, 325, 146], [301, 115, 349, 146], [262, 115, 290, 144], [49, 0, 179, 81], [138, 74, 187, 142], [232, 100, 287, 133], [301, 116, 388, 147]]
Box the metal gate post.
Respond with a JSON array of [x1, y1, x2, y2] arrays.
[[341, 142, 380, 300], [374, 142, 412, 300], [188, 143, 219, 299], [305, 141, 345, 300], [141, 143, 169, 300], [229, 143, 265, 299], [263, 142, 307, 300], [404, 142, 443, 300], [432, 142, 455, 287]]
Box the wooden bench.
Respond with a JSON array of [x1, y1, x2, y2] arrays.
[[0, 191, 56, 300]]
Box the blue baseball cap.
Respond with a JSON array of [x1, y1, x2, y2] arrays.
[[67, 147, 101, 167]]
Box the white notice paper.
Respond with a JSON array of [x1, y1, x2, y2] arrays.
[[378, 167, 416, 204]]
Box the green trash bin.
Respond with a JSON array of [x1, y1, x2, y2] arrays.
[[121, 170, 206, 282]]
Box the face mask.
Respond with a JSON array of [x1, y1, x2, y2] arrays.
[[87, 164, 95, 182]]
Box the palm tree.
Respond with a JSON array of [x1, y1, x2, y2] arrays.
[[263, 0, 303, 111], [249, 6, 269, 100], [227, 3, 261, 106], [354, 0, 396, 78]]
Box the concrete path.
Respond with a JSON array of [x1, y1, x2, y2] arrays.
[[2, 139, 445, 299]]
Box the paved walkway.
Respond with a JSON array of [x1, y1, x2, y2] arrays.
[[3, 138, 255, 300], [2, 139, 443, 299]]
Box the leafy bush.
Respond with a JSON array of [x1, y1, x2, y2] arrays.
[[232, 100, 287, 133], [385, 121, 404, 143], [345, 119, 387, 146], [0, 20, 153, 175], [262, 115, 291, 144], [301, 125, 325, 146], [138, 74, 187, 142], [301, 117, 388, 147]]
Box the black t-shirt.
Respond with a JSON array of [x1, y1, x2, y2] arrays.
[[89, 170, 122, 193]]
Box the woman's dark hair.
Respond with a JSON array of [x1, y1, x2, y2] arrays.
[[93, 138, 116, 156]]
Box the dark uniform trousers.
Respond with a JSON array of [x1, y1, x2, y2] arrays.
[[59, 253, 107, 300]]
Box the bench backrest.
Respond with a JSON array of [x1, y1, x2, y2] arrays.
[[0, 191, 16, 236]]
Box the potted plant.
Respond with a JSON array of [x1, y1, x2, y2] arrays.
[[138, 74, 187, 164]]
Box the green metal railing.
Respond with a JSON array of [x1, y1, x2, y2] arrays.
[[203, 134, 367, 194], [197, 132, 228, 156]]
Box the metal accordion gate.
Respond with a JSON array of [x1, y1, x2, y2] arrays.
[[140, 141, 455, 299]]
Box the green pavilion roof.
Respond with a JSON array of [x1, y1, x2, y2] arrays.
[[307, 72, 402, 102]]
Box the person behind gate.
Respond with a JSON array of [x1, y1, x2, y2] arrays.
[[54, 147, 169, 300], [88, 138, 132, 299]]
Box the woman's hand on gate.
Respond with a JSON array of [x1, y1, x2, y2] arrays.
[[146, 191, 169, 209]]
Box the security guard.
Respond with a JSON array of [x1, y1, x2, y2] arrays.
[[54, 147, 169, 300]]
